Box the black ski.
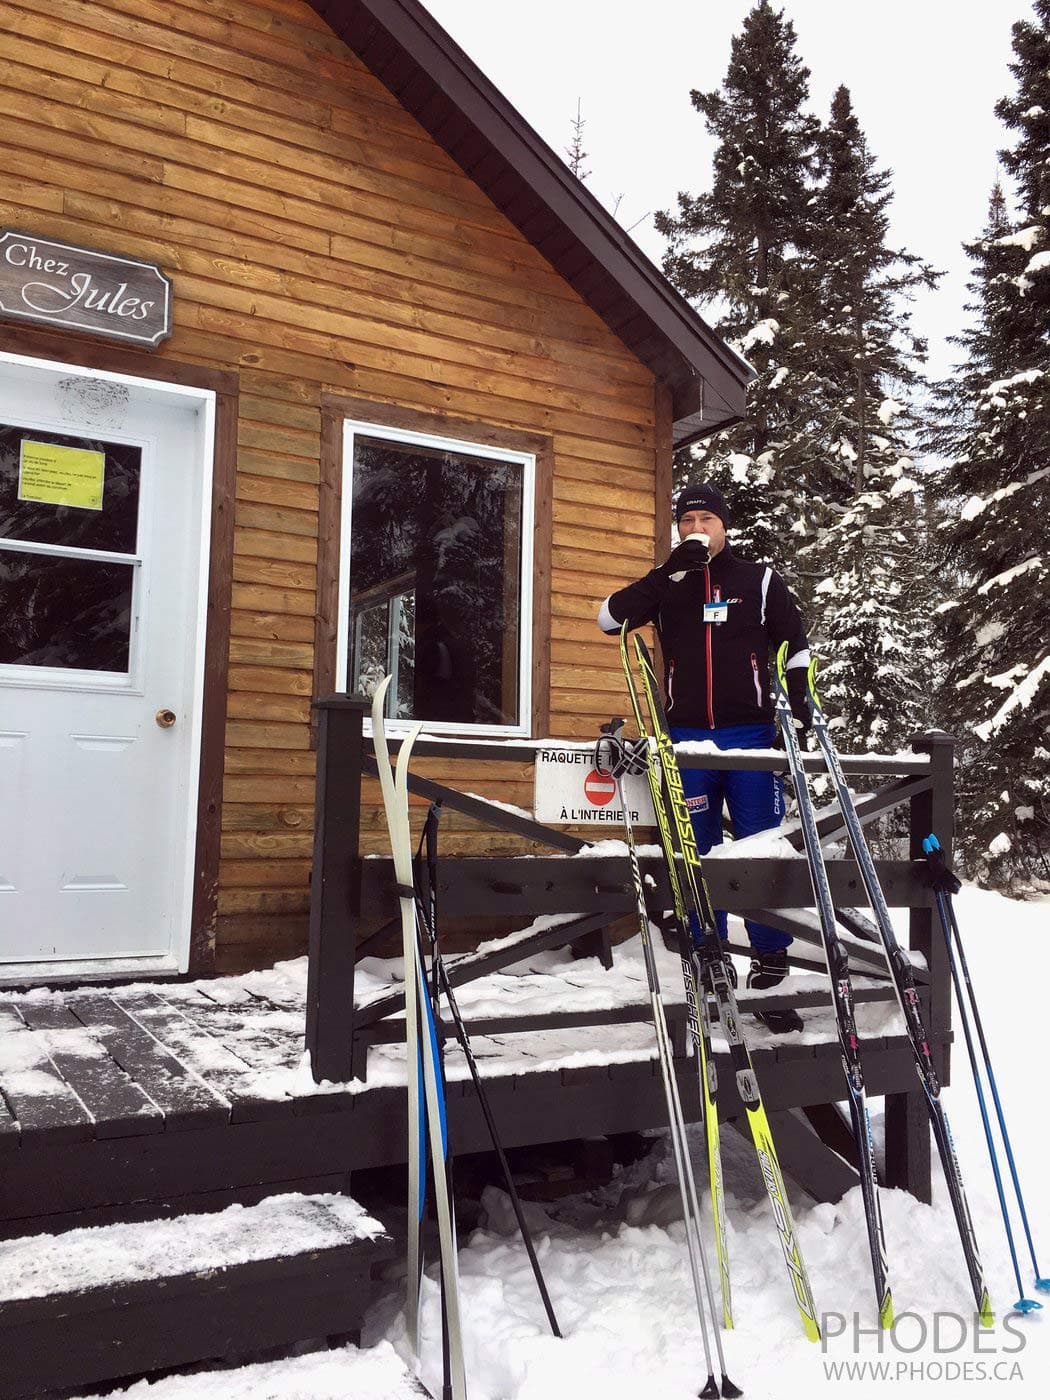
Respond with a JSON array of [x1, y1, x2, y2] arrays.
[[805, 662, 992, 1326], [772, 644, 892, 1328]]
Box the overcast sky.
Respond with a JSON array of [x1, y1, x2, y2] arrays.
[[426, 0, 1021, 379]]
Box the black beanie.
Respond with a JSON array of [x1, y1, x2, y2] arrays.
[[674, 482, 729, 527]]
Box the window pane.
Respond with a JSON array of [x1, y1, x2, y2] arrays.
[[0, 424, 142, 554], [349, 435, 524, 726], [0, 552, 134, 671], [350, 592, 416, 720]]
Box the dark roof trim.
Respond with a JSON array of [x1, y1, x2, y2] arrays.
[[309, 0, 753, 444]]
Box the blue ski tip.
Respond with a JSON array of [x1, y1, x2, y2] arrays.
[[1013, 1298, 1042, 1314], [1035, 1278, 1050, 1293], [922, 834, 939, 854]]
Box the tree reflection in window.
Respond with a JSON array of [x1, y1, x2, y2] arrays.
[[0, 425, 141, 673], [348, 435, 524, 726]]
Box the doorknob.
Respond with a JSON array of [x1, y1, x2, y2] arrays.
[[156, 709, 177, 729]]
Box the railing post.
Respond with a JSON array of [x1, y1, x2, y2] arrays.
[[305, 694, 368, 1084], [885, 729, 956, 1202], [909, 729, 957, 1071]]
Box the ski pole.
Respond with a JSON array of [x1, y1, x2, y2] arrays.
[[923, 834, 1049, 1307], [415, 806, 455, 1400], [597, 719, 741, 1400], [413, 807, 563, 1340]]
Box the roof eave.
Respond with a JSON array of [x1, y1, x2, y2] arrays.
[[309, 0, 754, 440]]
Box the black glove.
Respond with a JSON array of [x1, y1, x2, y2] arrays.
[[786, 667, 812, 735], [659, 535, 710, 578], [596, 719, 648, 779]]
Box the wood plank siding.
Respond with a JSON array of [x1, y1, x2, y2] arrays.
[[0, 0, 669, 965]]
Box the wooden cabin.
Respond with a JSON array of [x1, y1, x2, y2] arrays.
[[0, 0, 750, 986]]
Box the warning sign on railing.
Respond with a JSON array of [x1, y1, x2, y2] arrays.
[[533, 747, 655, 826]]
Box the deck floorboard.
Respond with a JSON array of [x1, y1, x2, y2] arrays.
[[64, 995, 231, 1132], [16, 1001, 163, 1140]]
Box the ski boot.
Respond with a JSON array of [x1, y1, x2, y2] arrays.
[[746, 948, 804, 1033]]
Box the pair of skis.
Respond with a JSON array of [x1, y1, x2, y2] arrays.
[[372, 678, 562, 1400], [372, 677, 467, 1400], [619, 626, 822, 1347], [773, 645, 992, 1327]]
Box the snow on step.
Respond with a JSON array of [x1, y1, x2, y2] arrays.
[[0, 999, 94, 1141], [74, 1340, 429, 1399], [0, 1192, 386, 1302]]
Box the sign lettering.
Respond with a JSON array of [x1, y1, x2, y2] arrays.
[[0, 231, 172, 347], [534, 746, 655, 825]]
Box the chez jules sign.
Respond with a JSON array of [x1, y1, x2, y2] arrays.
[[0, 230, 172, 348]]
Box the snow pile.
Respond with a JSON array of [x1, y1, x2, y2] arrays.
[[369, 886, 1050, 1400], [68, 888, 1050, 1397]]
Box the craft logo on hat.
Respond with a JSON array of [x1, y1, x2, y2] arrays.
[[674, 482, 729, 526]]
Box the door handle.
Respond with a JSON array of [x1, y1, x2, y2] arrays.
[[156, 709, 177, 729]]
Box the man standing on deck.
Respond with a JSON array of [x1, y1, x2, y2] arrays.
[[597, 482, 812, 1033]]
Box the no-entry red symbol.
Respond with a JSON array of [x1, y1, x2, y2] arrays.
[[584, 769, 617, 806]]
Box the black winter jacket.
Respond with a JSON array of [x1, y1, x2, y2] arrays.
[[599, 547, 809, 728]]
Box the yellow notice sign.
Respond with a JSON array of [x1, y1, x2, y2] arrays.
[[17, 440, 105, 511]]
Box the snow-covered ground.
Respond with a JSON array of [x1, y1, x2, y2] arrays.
[[73, 886, 1048, 1399]]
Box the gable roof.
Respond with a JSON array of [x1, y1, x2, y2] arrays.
[[308, 0, 753, 446]]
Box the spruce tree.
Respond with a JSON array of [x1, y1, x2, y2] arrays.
[[800, 87, 938, 750], [566, 99, 590, 181], [934, 0, 1050, 887], [655, 0, 822, 572]]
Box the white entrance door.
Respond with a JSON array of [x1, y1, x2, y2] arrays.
[[0, 354, 214, 978]]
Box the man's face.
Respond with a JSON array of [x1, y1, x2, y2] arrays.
[[678, 509, 726, 556]]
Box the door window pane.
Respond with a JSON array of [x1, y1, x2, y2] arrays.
[[0, 424, 142, 554], [348, 434, 525, 726], [0, 553, 134, 671]]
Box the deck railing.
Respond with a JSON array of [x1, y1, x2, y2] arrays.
[[305, 694, 956, 1201]]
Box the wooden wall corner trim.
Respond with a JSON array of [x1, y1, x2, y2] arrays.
[[191, 381, 238, 977], [314, 408, 345, 718], [531, 437, 554, 739], [654, 381, 674, 566]]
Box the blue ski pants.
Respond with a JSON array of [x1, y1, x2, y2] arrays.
[[670, 723, 791, 954]]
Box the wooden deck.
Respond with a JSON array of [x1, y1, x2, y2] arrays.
[[0, 946, 937, 1239]]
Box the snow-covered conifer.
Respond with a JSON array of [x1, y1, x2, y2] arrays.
[[933, 0, 1050, 887], [655, 1, 823, 572], [800, 86, 938, 749]]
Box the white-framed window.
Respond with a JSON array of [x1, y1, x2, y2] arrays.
[[337, 420, 535, 737]]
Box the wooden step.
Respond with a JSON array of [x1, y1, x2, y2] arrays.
[[0, 1192, 393, 1397]]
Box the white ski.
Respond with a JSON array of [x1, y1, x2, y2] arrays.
[[371, 677, 423, 1354], [374, 678, 468, 1399]]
